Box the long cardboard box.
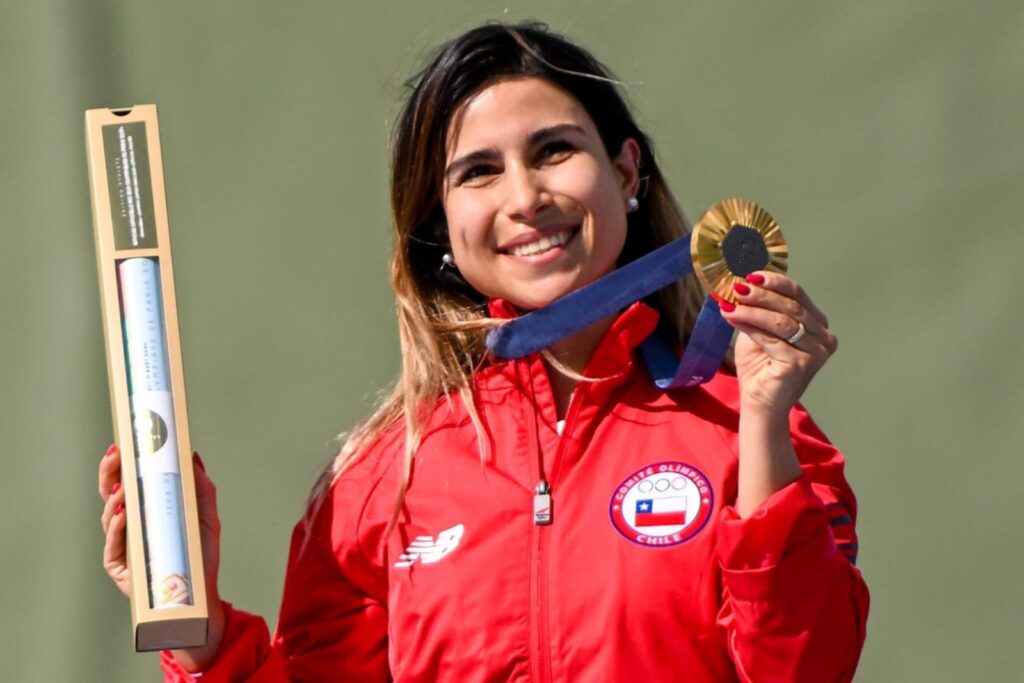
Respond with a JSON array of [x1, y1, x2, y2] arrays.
[[85, 104, 208, 651]]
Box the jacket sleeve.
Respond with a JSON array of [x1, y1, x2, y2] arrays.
[[715, 403, 870, 683], [158, 457, 392, 682]]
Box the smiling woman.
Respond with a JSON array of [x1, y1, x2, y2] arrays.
[[97, 20, 868, 683], [442, 78, 637, 311]]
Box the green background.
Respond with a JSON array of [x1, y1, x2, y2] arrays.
[[2, 1, 1022, 680]]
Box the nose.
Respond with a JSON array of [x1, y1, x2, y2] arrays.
[[503, 163, 549, 221]]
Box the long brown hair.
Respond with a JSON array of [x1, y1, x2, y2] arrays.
[[305, 21, 704, 530]]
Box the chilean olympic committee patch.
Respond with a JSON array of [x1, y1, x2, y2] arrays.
[[609, 461, 714, 546]]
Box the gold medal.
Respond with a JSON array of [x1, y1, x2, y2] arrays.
[[690, 198, 788, 303]]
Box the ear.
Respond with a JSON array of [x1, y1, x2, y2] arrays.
[[611, 137, 642, 200]]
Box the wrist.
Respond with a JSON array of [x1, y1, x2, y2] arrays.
[[735, 400, 802, 519], [171, 597, 227, 673], [739, 396, 791, 426]]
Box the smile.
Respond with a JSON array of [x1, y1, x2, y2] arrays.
[[504, 227, 578, 258]]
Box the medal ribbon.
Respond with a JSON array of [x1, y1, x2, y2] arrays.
[[485, 233, 734, 389]]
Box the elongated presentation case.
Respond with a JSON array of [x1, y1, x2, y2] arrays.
[[85, 104, 208, 651]]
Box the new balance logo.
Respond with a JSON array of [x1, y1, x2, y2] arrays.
[[394, 524, 464, 568]]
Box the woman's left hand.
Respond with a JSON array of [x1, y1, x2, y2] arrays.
[[721, 271, 838, 418]]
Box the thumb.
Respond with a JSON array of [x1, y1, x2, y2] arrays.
[[192, 452, 220, 531]]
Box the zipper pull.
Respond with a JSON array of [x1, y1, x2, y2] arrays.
[[533, 480, 553, 526]]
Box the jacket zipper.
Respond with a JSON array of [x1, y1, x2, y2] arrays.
[[521, 357, 550, 683], [533, 480, 552, 525], [527, 358, 591, 683], [531, 516, 552, 683], [548, 383, 587, 494]]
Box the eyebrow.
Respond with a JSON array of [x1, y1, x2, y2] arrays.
[[444, 123, 587, 180], [528, 123, 586, 146]]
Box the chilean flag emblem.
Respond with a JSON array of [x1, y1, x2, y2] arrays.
[[609, 461, 714, 547], [635, 497, 687, 527]]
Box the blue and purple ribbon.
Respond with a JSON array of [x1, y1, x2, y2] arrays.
[[485, 233, 734, 389]]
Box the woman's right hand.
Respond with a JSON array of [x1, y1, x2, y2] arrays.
[[98, 444, 227, 672]]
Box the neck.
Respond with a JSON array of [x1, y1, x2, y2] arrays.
[[541, 313, 616, 419]]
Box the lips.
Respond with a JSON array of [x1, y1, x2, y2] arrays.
[[499, 225, 580, 258]]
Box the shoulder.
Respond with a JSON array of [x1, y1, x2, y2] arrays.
[[336, 420, 406, 491], [276, 429, 403, 640], [319, 389, 482, 506], [295, 422, 405, 566], [326, 420, 406, 524]]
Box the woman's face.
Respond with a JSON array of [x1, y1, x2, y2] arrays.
[[442, 77, 640, 310]]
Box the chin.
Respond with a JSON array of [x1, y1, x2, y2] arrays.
[[513, 299, 556, 312], [505, 288, 573, 312], [506, 271, 609, 311]]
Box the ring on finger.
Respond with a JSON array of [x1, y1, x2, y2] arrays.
[[785, 322, 806, 346]]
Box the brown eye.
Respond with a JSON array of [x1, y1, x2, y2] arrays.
[[538, 140, 575, 163], [459, 164, 498, 185]]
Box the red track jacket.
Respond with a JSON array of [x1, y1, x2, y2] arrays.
[[161, 302, 869, 681]]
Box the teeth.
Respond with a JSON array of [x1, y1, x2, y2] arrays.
[[510, 229, 572, 257]]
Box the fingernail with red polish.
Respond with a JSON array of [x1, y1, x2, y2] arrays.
[[194, 453, 205, 472], [745, 273, 765, 285], [115, 503, 124, 515], [112, 483, 121, 494], [733, 282, 751, 296], [719, 300, 736, 313], [104, 444, 117, 459]]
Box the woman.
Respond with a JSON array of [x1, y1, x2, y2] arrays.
[[99, 22, 868, 682]]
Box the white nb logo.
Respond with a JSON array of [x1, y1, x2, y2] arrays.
[[394, 524, 464, 568]]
